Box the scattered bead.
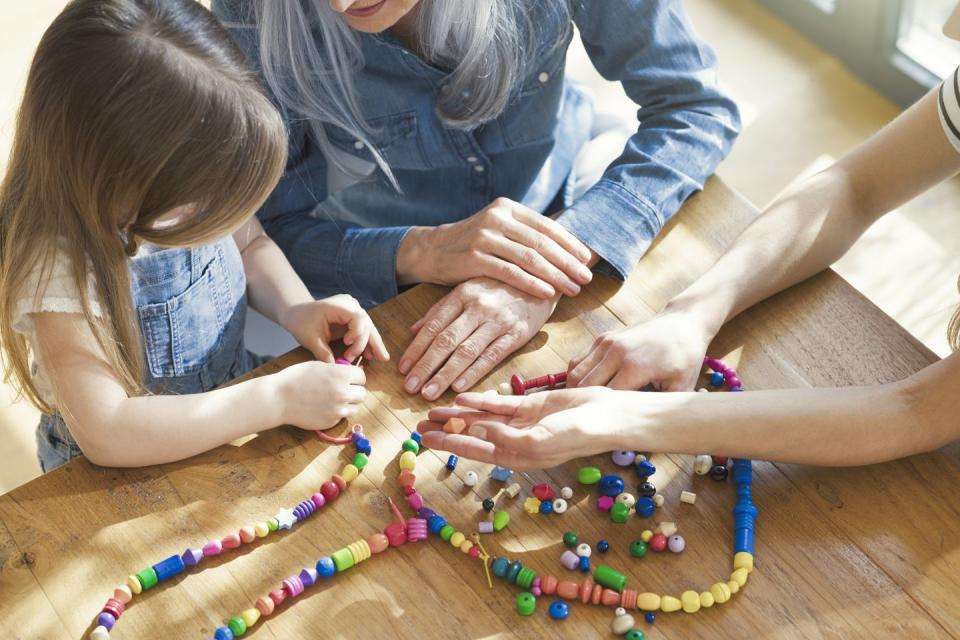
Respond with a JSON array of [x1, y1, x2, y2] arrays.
[[629, 540, 648, 558], [637, 482, 656, 498], [634, 497, 654, 518], [680, 490, 697, 505], [552, 498, 568, 514], [667, 535, 686, 553], [482, 498, 495, 511], [560, 486, 573, 500], [549, 600, 569, 620], [595, 565, 627, 592], [599, 475, 626, 497], [489, 466, 513, 482], [656, 522, 677, 537], [612, 450, 636, 466], [505, 482, 521, 498], [612, 607, 635, 634], [493, 510, 511, 531], [539, 500, 554, 514], [597, 539, 610, 553], [578, 555, 591, 572], [596, 496, 614, 512], [640, 529, 653, 542], [463, 470, 479, 487], [649, 533, 667, 552], [634, 459, 656, 478], [652, 494, 664, 507], [516, 591, 537, 616], [563, 531, 578, 547], [645, 612, 656, 624], [523, 497, 541, 514], [616, 492, 636, 509], [693, 454, 713, 475], [710, 464, 729, 481], [610, 502, 630, 523], [479, 521, 494, 534], [578, 466, 602, 485], [626, 631, 646, 640]]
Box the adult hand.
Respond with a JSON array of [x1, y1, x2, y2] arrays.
[[416, 388, 621, 470], [396, 197, 593, 299], [567, 310, 713, 391], [399, 277, 558, 400]]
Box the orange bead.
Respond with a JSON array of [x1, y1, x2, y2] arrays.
[[557, 580, 579, 600], [601, 588, 619, 606], [580, 578, 594, 604], [239, 526, 256, 544], [621, 589, 638, 609], [256, 596, 275, 616], [367, 533, 389, 554], [541, 575, 558, 595], [398, 470, 416, 488], [113, 585, 132, 604], [332, 474, 347, 492]]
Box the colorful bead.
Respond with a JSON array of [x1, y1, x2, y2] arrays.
[[578, 466, 602, 485], [399, 451, 416, 471], [615, 492, 636, 509], [401, 438, 419, 454], [135, 567, 158, 591], [611, 608, 636, 634], [445, 454, 458, 471], [493, 510, 510, 531], [516, 567, 537, 590], [610, 503, 630, 523], [523, 497, 541, 514], [491, 557, 509, 577], [560, 550, 579, 570], [652, 494, 664, 507], [463, 470, 479, 486], [595, 564, 627, 592], [597, 539, 610, 553], [113, 584, 133, 604], [532, 483, 556, 501], [213, 627, 234, 640], [636, 593, 661, 611], [539, 500, 553, 514], [599, 475, 626, 497], [578, 555, 591, 572], [656, 521, 677, 537], [505, 482, 521, 498], [712, 455, 729, 466], [331, 548, 354, 572], [710, 371, 725, 385], [681, 590, 701, 613], [256, 596, 275, 616], [354, 437, 372, 455], [612, 450, 636, 466], [660, 595, 681, 612], [516, 591, 537, 616], [241, 608, 260, 627], [202, 540, 223, 557], [152, 554, 185, 583], [273, 508, 297, 530], [442, 417, 466, 434], [267, 518, 279, 532], [228, 616, 247, 637], [549, 600, 569, 620], [634, 497, 655, 518], [596, 496, 614, 512], [367, 533, 389, 554], [479, 521, 494, 534], [505, 560, 523, 584], [449, 531, 466, 547], [489, 466, 513, 482], [710, 582, 731, 604], [97, 612, 116, 630], [640, 530, 653, 542], [734, 551, 755, 573], [634, 459, 656, 478], [316, 556, 335, 577], [645, 612, 656, 624], [629, 540, 647, 558], [126, 575, 142, 595], [90, 627, 110, 640], [181, 548, 204, 567], [667, 535, 685, 553], [481, 498, 495, 511], [563, 531, 578, 547], [575, 543, 592, 558], [649, 533, 667, 552], [626, 631, 646, 640], [699, 591, 715, 608]]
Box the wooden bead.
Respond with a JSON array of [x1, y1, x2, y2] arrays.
[[733, 551, 754, 573], [332, 474, 347, 492], [640, 530, 653, 543], [557, 580, 579, 599], [442, 417, 466, 434], [611, 611, 636, 634], [602, 588, 621, 606], [731, 567, 749, 587], [399, 451, 417, 471], [693, 454, 713, 475], [459, 539, 474, 553], [680, 490, 697, 504], [660, 595, 681, 612], [580, 577, 594, 604], [450, 531, 466, 547], [126, 574, 142, 595], [541, 575, 558, 595], [256, 596, 275, 616], [636, 593, 660, 611], [523, 497, 540, 514], [222, 533, 241, 549], [681, 590, 701, 613], [592, 583, 604, 605], [239, 526, 256, 544], [710, 582, 731, 604], [341, 463, 359, 483], [113, 585, 132, 604], [255, 522, 270, 538], [655, 521, 677, 537], [241, 608, 261, 627], [620, 589, 638, 609], [699, 591, 715, 608], [398, 469, 416, 488]]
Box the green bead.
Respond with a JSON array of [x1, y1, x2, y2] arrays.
[[578, 466, 602, 485], [401, 439, 420, 454], [352, 452, 369, 470], [625, 631, 646, 640], [610, 502, 630, 523], [493, 510, 510, 531], [562, 531, 578, 547], [440, 525, 455, 541], [135, 567, 158, 590], [267, 518, 279, 532], [516, 567, 537, 589], [516, 591, 537, 616], [629, 540, 648, 558], [594, 564, 627, 592], [332, 547, 354, 572], [505, 560, 523, 584], [228, 616, 247, 637]]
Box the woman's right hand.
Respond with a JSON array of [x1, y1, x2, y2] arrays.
[[274, 361, 367, 430], [396, 197, 594, 299], [567, 310, 714, 391]]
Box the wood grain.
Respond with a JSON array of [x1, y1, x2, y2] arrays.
[[1, 178, 956, 639]]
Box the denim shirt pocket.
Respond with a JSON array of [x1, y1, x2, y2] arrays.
[[325, 111, 424, 169], [501, 52, 568, 148], [136, 246, 233, 378]]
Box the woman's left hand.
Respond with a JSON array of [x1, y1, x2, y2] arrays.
[[416, 388, 620, 470], [282, 294, 390, 363]]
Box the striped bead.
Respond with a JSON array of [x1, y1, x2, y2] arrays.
[[282, 575, 305, 598], [406, 518, 428, 542], [347, 539, 372, 565]]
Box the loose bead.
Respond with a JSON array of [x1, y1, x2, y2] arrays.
[[462, 470, 479, 487], [90, 626, 110, 640], [113, 584, 132, 604], [599, 475, 626, 497], [681, 590, 701, 613], [256, 596, 275, 616], [560, 550, 579, 570], [516, 591, 537, 616], [401, 438, 420, 454], [489, 466, 513, 482], [656, 521, 678, 537], [577, 466, 602, 485], [316, 556, 336, 577], [399, 451, 417, 471], [652, 494, 664, 507], [597, 496, 614, 512], [532, 483, 556, 501], [549, 600, 569, 620], [610, 502, 630, 523], [481, 498, 495, 511], [446, 455, 458, 471], [636, 593, 661, 611], [645, 612, 656, 623], [634, 497, 655, 518], [539, 499, 553, 514], [575, 543, 592, 558], [523, 497, 541, 514], [637, 482, 656, 498], [667, 535, 685, 553], [626, 631, 647, 640], [551, 498, 568, 514], [680, 490, 697, 504], [228, 615, 247, 637], [710, 464, 729, 481], [594, 564, 627, 592], [493, 510, 510, 531], [368, 534, 389, 554], [341, 463, 359, 483], [699, 591, 715, 608], [649, 533, 667, 552], [562, 531, 578, 547], [640, 530, 653, 543], [479, 521, 494, 534], [505, 482, 521, 498], [578, 555, 591, 572], [612, 450, 636, 466], [597, 539, 610, 553], [634, 459, 656, 478], [560, 486, 573, 499], [126, 574, 142, 595], [659, 595, 682, 612], [202, 540, 223, 557], [693, 454, 713, 475], [611, 610, 635, 634], [629, 540, 647, 558], [616, 492, 636, 509]]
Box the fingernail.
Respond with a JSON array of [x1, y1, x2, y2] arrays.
[[578, 266, 592, 281], [423, 382, 439, 399], [405, 376, 420, 393], [565, 282, 581, 296], [399, 360, 410, 374], [453, 378, 467, 391], [468, 425, 487, 439]]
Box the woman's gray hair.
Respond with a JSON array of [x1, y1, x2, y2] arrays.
[[255, 0, 571, 184]]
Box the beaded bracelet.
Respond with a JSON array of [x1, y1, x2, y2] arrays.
[[86, 425, 372, 640]]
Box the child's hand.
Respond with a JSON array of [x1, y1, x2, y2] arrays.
[[282, 294, 390, 363], [416, 388, 620, 470], [275, 361, 367, 430], [567, 311, 712, 391]]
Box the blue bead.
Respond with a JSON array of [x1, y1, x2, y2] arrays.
[[152, 554, 185, 583], [446, 454, 458, 471], [710, 371, 726, 386], [634, 460, 656, 478], [539, 499, 554, 514], [428, 515, 448, 534], [506, 560, 523, 583], [578, 555, 590, 572], [316, 556, 336, 577], [355, 437, 372, 455], [597, 539, 610, 553], [635, 497, 655, 518], [548, 600, 569, 620], [491, 556, 510, 577], [599, 474, 626, 497], [489, 466, 513, 482], [411, 432, 422, 444], [214, 627, 234, 640], [645, 612, 656, 624]]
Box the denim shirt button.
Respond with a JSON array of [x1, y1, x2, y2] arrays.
[[353, 140, 364, 150], [473, 165, 485, 173], [466, 156, 478, 163], [538, 71, 550, 83]]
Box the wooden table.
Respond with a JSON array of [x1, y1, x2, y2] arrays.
[[2, 178, 958, 639]]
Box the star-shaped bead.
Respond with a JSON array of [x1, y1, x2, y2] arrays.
[[273, 507, 297, 531]]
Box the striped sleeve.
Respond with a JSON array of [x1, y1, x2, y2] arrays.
[[938, 66, 960, 153]]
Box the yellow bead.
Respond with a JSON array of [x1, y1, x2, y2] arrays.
[[681, 590, 701, 613], [255, 522, 270, 538], [733, 552, 754, 573], [399, 451, 417, 471], [640, 530, 653, 542], [727, 579, 740, 594], [126, 575, 142, 595], [636, 593, 661, 611], [341, 464, 359, 483], [731, 567, 749, 587], [710, 582, 731, 604], [523, 497, 541, 514], [459, 539, 474, 553], [660, 595, 682, 612], [450, 531, 466, 547], [699, 591, 715, 608], [241, 608, 260, 627]]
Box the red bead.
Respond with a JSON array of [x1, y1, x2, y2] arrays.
[[712, 456, 728, 466], [468, 546, 481, 558], [532, 483, 556, 501], [403, 485, 416, 496], [221, 533, 241, 549], [649, 533, 667, 552], [321, 480, 340, 501], [398, 470, 416, 488], [269, 588, 287, 606], [385, 522, 407, 546]]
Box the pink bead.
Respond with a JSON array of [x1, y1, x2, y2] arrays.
[[727, 376, 741, 388], [407, 492, 424, 511], [113, 585, 132, 604], [239, 526, 256, 544], [221, 533, 241, 550], [405, 518, 428, 542], [468, 546, 481, 558], [256, 596, 275, 616], [596, 496, 614, 512], [385, 523, 407, 546], [269, 588, 286, 606], [311, 493, 326, 509], [202, 540, 223, 557], [368, 533, 390, 554], [532, 585, 542, 597], [335, 357, 352, 365], [283, 575, 304, 598]]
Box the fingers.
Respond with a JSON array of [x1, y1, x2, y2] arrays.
[[366, 325, 390, 362], [343, 384, 367, 404], [451, 333, 520, 393], [310, 338, 336, 364], [421, 322, 503, 399], [567, 342, 606, 387], [417, 421, 540, 470], [608, 368, 652, 391], [478, 254, 556, 300], [510, 206, 592, 264], [503, 219, 593, 289], [403, 313, 479, 396], [488, 238, 580, 297], [399, 295, 464, 376], [454, 392, 525, 416]]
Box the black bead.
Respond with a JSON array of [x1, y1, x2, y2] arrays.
[[482, 498, 496, 511], [710, 464, 729, 481], [637, 481, 656, 498]]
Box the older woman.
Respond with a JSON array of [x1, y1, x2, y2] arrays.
[[214, 0, 739, 400]]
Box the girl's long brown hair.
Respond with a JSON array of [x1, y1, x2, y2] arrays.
[[950, 276, 960, 352], [0, 0, 287, 413]]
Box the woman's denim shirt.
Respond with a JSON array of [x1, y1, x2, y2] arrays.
[[214, 0, 741, 307]]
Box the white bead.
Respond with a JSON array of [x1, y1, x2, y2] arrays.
[[505, 482, 521, 498], [466, 156, 478, 163], [656, 521, 678, 537], [611, 612, 635, 635], [680, 490, 697, 504], [614, 606, 626, 616], [653, 493, 664, 507], [694, 454, 713, 475], [697, 387, 709, 392], [635, 454, 647, 462], [497, 382, 513, 395], [463, 470, 479, 487], [615, 492, 635, 509], [552, 498, 568, 513], [575, 543, 592, 558], [90, 627, 110, 640], [560, 486, 573, 500]]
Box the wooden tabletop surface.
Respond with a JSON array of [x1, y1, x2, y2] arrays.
[[2, 178, 958, 639]]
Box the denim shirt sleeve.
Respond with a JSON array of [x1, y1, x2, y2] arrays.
[[557, 0, 741, 280], [212, 0, 409, 306]]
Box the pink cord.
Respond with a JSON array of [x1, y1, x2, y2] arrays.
[[314, 423, 363, 445]]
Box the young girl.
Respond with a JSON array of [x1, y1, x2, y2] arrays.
[[0, 0, 388, 471], [416, 10, 960, 470]]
